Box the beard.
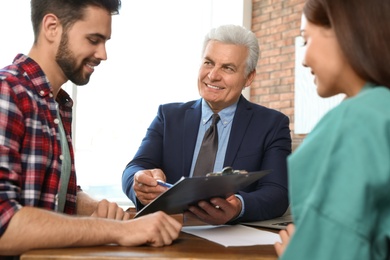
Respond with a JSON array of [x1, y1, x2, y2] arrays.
[[55, 32, 92, 86]]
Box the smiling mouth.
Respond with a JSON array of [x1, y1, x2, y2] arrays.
[[206, 83, 224, 90], [85, 59, 101, 71], [86, 63, 96, 70]]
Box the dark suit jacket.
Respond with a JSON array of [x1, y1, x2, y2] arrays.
[[122, 96, 291, 222]]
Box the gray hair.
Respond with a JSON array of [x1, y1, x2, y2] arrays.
[[202, 24, 259, 76]]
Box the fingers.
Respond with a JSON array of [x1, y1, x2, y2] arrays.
[[279, 224, 295, 243], [134, 169, 166, 187], [187, 197, 238, 225], [274, 224, 295, 257], [274, 230, 289, 257], [278, 229, 290, 244], [133, 182, 164, 205], [286, 223, 295, 235], [92, 199, 130, 220], [150, 169, 166, 181], [133, 169, 167, 205], [121, 211, 182, 247], [211, 196, 241, 221], [274, 242, 284, 256], [151, 212, 182, 246]]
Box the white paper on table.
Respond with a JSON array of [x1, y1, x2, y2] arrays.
[[182, 224, 281, 247]]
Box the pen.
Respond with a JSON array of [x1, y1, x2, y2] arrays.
[[157, 180, 173, 188]]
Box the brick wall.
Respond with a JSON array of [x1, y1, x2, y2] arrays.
[[250, 0, 306, 150]]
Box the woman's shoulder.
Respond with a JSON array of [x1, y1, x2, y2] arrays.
[[337, 85, 390, 120]]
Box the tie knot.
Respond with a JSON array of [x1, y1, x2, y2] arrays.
[[211, 114, 220, 126]]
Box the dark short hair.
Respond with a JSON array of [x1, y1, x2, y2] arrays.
[[31, 0, 121, 42], [303, 0, 390, 88]]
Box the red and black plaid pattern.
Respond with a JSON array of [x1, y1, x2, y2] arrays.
[[0, 54, 77, 236]]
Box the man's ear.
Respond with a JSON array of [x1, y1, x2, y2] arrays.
[[244, 70, 256, 88], [41, 13, 61, 43]]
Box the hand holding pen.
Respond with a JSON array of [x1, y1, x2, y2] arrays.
[[133, 169, 169, 205]]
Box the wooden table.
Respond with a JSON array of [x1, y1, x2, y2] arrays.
[[21, 209, 278, 259], [21, 228, 278, 260]]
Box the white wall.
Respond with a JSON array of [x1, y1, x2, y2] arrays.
[[0, 1, 33, 68]]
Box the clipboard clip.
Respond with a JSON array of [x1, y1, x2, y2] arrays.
[[206, 166, 248, 176]]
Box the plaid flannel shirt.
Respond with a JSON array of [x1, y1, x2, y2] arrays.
[[0, 54, 78, 236]]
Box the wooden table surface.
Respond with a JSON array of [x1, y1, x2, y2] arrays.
[[21, 229, 278, 260], [21, 209, 278, 260]]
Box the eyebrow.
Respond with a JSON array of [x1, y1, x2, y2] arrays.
[[203, 56, 215, 63], [204, 56, 237, 68], [222, 63, 238, 70], [88, 33, 110, 41]]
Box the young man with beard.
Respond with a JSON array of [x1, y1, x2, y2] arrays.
[[0, 0, 181, 257]]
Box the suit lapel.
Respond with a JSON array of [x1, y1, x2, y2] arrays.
[[182, 99, 202, 176], [224, 96, 253, 166]]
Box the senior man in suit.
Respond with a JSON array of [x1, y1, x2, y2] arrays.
[[122, 24, 292, 225]]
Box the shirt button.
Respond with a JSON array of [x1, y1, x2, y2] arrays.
[[54, 118, 60, 124], [59, 155, 64, 160], [39, 90, 45, 96], [49, 93, 54, 98]]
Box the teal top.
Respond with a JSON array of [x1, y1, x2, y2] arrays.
[[282, 84, 390, 259]]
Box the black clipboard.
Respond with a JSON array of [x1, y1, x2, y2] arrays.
[[134, 169, 271, 218]]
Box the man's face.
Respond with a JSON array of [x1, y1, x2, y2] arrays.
[[56, 6, 112, 85], [197, 40, 255, 113]]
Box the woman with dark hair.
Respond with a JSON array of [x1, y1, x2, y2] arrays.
[[274, 0, 390, 259]]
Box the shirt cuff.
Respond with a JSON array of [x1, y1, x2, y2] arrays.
[[232, 194, 245, 221]]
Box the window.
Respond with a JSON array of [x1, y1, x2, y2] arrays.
[[0, 0, 251, 207], [294, 36, 345, 134]]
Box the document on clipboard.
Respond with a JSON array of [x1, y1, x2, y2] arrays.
[[134, 169, 271, 218]]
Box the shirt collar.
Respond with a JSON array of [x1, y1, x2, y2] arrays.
[[200, 98, 237, 126], [14, 54, 73, 109], [13, 54, 52, 96]]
